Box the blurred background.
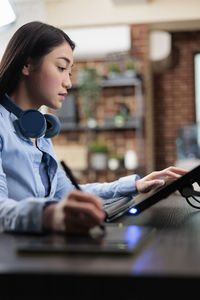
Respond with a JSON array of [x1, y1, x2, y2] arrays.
[[1, 0, 200, 183]]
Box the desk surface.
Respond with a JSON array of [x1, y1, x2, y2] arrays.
[[1, 195, 200, 299]]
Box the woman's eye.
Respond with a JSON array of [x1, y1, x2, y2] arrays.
[[58, 66, 66, 72]]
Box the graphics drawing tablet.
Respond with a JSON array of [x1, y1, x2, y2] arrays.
[[17, 224, 154, 255]]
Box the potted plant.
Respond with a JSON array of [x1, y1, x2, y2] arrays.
[[113, 103, 130, 127], [107, 62, 121, 80], [108, 154, 124, 170], [78, 67, 102, 127], [89, 140, 108, 170], [124, 59, 136, 78]]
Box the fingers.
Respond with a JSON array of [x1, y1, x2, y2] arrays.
[[64, 197, 105, 226], [61, 190, 105, 233], [136, 166, 188, 193], [146, 179, 165, 189], [138, 179, 165, 193], [68, 190, 104, 211], [148, 166, 187, 180], [167, 166, 188, 175]]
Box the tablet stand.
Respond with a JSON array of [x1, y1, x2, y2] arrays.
[[179, 184, 200, 209]]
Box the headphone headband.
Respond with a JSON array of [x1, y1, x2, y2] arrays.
[[1, 94, 22, 117]]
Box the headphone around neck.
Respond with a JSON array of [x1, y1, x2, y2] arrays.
[[1, 94, 61, 139]]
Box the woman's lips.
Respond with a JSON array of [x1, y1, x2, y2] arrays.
[[58, 93, 67, 100]]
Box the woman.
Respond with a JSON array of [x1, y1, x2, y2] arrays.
[[0, 21, 187, 234]]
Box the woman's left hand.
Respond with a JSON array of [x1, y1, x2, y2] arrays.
[[135, 166, 188, 193]]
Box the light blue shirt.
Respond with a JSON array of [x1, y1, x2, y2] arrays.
[[0, 104, 140, 233]]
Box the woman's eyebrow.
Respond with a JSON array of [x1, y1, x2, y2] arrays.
[[57, 57, 73, 67]]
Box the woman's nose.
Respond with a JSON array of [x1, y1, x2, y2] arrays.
[[63, 75, 72, 90]]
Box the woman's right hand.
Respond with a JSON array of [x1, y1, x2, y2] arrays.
[[42, 190, 105, 234]]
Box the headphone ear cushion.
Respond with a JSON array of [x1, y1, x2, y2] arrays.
[[44, 114, 61, 138], [19, 109, 46, 138]]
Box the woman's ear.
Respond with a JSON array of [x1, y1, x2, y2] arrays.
[[22, 58, 35, 76], [22, 63, 31, 76]]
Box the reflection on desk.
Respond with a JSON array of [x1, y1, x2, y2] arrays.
[[0, 195, 200, 299]]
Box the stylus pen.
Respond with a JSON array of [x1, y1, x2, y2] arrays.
[[60, 160, 105, 231], [61, 160, 81, 191]]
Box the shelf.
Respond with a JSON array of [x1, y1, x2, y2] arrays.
[[60, 117, 141, 132], [73, 166, 145, 183], [101, 77, 142, 87], [71, 77, 142, 90]]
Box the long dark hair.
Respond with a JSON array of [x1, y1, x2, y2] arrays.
[[0, 21, 75, 97]]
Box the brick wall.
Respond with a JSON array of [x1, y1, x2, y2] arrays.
[[130, 26, 200, 172], [53, 25, 200, 179], [130, 24, 149, 79], [154, 31, 200, 170], [53, 24, 150, 181], [53, 84, 139, 182], [130, 24, 150, 172]]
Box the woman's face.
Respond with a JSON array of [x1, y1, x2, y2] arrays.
[[25, 41, 74, 110]]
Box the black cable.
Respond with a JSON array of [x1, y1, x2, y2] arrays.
[[185, 196, 200, 209]]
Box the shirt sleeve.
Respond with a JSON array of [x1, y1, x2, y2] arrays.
[[0, 138, 55, 233], [0, 195, 46, 233], [53, 158, 140, 200], [47, 141, 141, 201], [80, 174, 140, 199]]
